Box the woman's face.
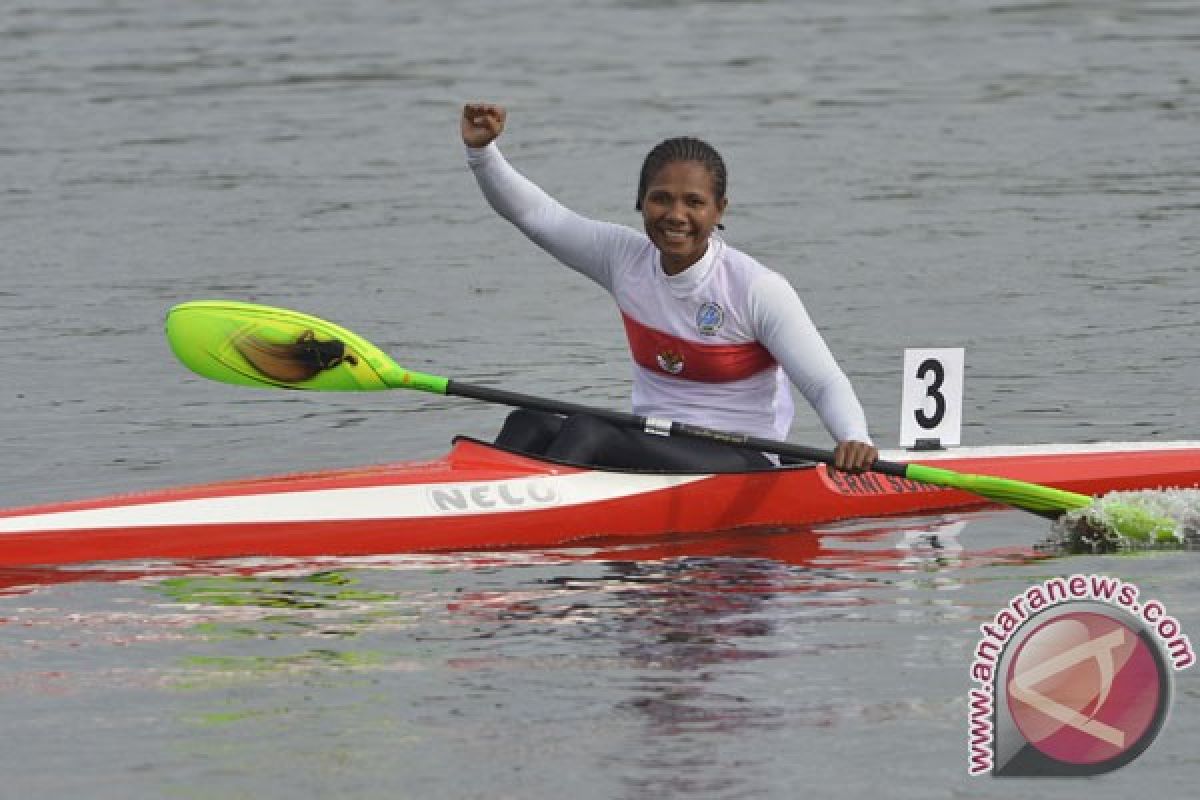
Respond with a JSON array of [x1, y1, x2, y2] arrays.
[[640, 161, 727, 275]]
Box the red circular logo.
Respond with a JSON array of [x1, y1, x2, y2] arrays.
[[1006, 610, 1163, 766]]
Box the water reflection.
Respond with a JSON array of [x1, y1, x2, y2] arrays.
[[0, 512, 1057, 797], [443, 517, 1021, 798]]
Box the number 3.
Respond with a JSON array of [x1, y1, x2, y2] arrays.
[[915, 358, 946, 429]]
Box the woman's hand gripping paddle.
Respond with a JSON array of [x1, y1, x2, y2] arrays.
[[165, 300, 1178, 539]]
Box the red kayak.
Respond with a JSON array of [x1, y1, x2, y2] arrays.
[[1, 438, 1198, 567]]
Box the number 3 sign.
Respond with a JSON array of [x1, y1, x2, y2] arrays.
[[900, 348, 964, 448]]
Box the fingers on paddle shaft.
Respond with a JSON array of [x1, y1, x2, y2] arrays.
[[170, 302, 1179, 540], [833, 440, 878, 472]]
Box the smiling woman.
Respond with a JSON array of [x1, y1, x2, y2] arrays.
[[636, 138, 728, 274], [460, 102, 877, 473]]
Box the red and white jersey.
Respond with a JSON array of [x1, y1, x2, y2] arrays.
[[468, 143, 871, 444]]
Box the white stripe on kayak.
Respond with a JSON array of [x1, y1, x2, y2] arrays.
[[0, 471, 712, 534], [4, 440, 1196, 535]]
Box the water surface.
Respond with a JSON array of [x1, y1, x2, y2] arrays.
[[2, 0, 1197, 796]]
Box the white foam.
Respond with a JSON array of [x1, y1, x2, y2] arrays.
[[1056, 488, 1200, 549]]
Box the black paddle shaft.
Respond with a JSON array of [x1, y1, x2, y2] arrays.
[[446, 380, 907, 477]]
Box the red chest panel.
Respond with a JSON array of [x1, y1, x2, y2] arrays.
[[620, 312, 777, 383]]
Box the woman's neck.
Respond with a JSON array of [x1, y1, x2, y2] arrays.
[[659, 240, 711, 276]]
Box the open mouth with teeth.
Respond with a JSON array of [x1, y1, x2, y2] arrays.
[[660, 228, 693, 244]]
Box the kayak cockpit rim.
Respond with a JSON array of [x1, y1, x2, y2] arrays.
[[450, 436, 819, 475]]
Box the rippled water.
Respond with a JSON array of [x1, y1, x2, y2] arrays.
[[4, 523, 1199, 798], [2, 0, 1198, 796]]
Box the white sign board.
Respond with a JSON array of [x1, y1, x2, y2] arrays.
[[900, 348, 964, 448]]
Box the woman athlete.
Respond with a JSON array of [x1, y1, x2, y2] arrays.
[[462, 103, 878, 473]]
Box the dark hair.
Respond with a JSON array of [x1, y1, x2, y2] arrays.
[[635, 136, 728, 214]]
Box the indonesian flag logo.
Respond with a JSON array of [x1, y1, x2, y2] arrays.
[[655, 349, 685, 375]]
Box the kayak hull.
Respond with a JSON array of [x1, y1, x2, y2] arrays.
[[2, 439, 1199, 567]]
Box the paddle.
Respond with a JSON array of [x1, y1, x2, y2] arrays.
[[164, 300, 1173, 535]]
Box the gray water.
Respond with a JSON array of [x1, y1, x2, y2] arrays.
[[2, 0, 1198, 797]]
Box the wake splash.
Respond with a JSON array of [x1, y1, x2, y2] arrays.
[[1047, 489, 1200, 554]]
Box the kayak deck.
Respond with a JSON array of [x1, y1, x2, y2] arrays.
[[1, 438, 1199, 567]]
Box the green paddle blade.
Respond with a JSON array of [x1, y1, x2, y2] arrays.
[[1056, 489, 1193, 552], [905, 463, 1094, 515], [166, 300, 1181, 541], [165, 301, 449, 394], [902, 463, 1180, 540], [1102, 503, 1181, 543]]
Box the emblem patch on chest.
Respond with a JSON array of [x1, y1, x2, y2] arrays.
[[696, 302, 724, 335], [656, 349, 685, 375]]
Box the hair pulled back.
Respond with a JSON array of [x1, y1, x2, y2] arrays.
[[635, 136, 728, 213]]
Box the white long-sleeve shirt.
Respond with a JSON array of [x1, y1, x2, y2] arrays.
[[468, 143, 871, 444]]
